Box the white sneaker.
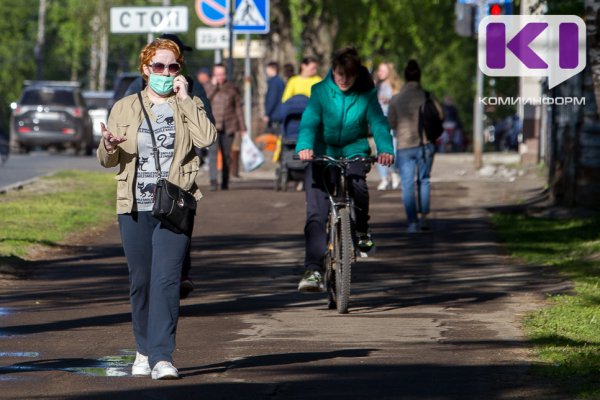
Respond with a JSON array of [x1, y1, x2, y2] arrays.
[[407, 223, 419, 233], [131, 352, 151, 377], [151, 361, 180, 380], [391, 172, 401, 190], [377, 179, 389, 191], [298, 270, 325, 293]]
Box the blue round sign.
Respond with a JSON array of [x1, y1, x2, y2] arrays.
[[196, 0, 228, 27]]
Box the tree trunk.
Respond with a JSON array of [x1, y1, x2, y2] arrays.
[[549, 1, 600, 209], [258, 0, 296, 121], [35, 0, 48, 81], [89, 15, 100, 90], [300, 1, 338, 75], [264, 0, 296, 69], [586, 0, 600, 115]]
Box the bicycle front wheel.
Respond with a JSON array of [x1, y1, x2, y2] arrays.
[[335, 206, 353, 314]]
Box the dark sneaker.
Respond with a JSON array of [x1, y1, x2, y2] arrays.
[[419, 215, 430, 231], [180, 277, 194, 299], [298, 270, 325, 293], [357, 231, 375, 253]]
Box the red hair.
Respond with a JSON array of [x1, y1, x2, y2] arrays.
[[139, 39, 184, 81]]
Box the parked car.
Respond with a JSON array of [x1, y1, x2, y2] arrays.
[[82, 90, 113, 147], [0, 126, 8, 165], [10, 81, 94, 155], [109, 72, 139, 112]]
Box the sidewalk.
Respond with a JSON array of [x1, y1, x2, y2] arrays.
[[0, 153, 569, 400]]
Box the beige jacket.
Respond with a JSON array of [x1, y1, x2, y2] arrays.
[[388, 81, 443, 149], [97, 90, 217, 214]]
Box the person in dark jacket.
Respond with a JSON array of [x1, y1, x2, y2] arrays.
[[295, 47, 394, 293], [263, 61, 285, 132], [203, 63, 246, 190]]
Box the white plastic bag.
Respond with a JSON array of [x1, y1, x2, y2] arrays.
[[240, 134, 265, 172]]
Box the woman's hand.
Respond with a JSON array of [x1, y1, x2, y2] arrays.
[[173, 75, 189, 100], [378, 153, 394, 167], [100, 122, 127, 152], [298, 149, 314, 161]]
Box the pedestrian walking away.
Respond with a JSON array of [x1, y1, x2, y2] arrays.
[[97, 37, 216, 380], [203, 63, 246, 190], [388, 60, 443, 233], [295, 46, 394, 293]]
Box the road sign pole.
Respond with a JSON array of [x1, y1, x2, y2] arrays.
[[244, 33, 252, 136], [473, 0, 485, 169], [227, 0, 234, 81]]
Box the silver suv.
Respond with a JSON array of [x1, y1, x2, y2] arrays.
[[10, 81, 94, 155]]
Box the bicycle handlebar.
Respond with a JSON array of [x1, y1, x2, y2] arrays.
[[293, 154, 378, 164]]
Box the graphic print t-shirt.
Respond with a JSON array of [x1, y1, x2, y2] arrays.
[[134, 102, 175, 211]]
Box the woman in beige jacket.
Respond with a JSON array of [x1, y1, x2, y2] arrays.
[[98, 38, 216, 380]]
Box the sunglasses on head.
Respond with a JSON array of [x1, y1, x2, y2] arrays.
[[149, 62, 181, 74]]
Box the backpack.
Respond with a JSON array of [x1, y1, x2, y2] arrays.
[[418, 91, 444, 144]]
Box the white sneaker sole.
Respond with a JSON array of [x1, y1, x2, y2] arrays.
[[131, 365, 151, 377], [151, 371, 180, 380], [298, 283, 325, 293]]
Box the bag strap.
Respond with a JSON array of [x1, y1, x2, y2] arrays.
[[418, 90, 431, 158], [137, 92, 162, 175]]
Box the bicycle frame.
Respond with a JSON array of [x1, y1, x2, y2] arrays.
[[308, 155, 376, 313]]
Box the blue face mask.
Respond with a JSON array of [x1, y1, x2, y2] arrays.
[[148, 74, 174, 95]]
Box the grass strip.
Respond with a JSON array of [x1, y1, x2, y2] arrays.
[[0, 170, 115, 259], [492, 213, 600, 399]]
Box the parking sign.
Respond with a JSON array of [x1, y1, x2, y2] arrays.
[[196, 0, 228, 27]]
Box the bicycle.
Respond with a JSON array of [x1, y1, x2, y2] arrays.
[[306, 155, 376, 314]]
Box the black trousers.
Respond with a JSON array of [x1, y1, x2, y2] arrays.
[[208, 131, 234, 188], [303, 161, 370, 271]]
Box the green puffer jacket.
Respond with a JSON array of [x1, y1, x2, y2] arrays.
[[295, 67, 393, 158]]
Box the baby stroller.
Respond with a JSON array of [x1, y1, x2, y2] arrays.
[[274, 95, 309, 191]]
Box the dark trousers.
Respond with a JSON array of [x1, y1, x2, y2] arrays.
[[182, 246, 191, 278], [118, 212, 190, 368], [208, 132, 234, 188], [303, 161, 370, 271]]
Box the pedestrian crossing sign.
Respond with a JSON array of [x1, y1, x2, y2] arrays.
[[233, 0, 269, 34]]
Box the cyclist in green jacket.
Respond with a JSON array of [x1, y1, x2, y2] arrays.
[[296, 47, 394, 292]]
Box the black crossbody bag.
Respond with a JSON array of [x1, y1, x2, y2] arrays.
[[138, 92, 196, 235]]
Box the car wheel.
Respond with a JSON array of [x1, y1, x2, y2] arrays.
[[10, 142, 28, 154]]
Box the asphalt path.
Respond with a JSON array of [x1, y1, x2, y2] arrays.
[[0, 155, 569, 399], [0, 152, 102, 192]]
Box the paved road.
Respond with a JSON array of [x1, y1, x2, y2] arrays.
[[0, 152, 102, 192], [0, 155, 568, 399]]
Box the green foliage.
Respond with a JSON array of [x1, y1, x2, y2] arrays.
[[0, 0, 38, 130], [492, 213, 600, 398], [0, 171, 115, 259], [530, 0, 584, 16], [333, 0, 478, 137], [0, 0, 484, 143]]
